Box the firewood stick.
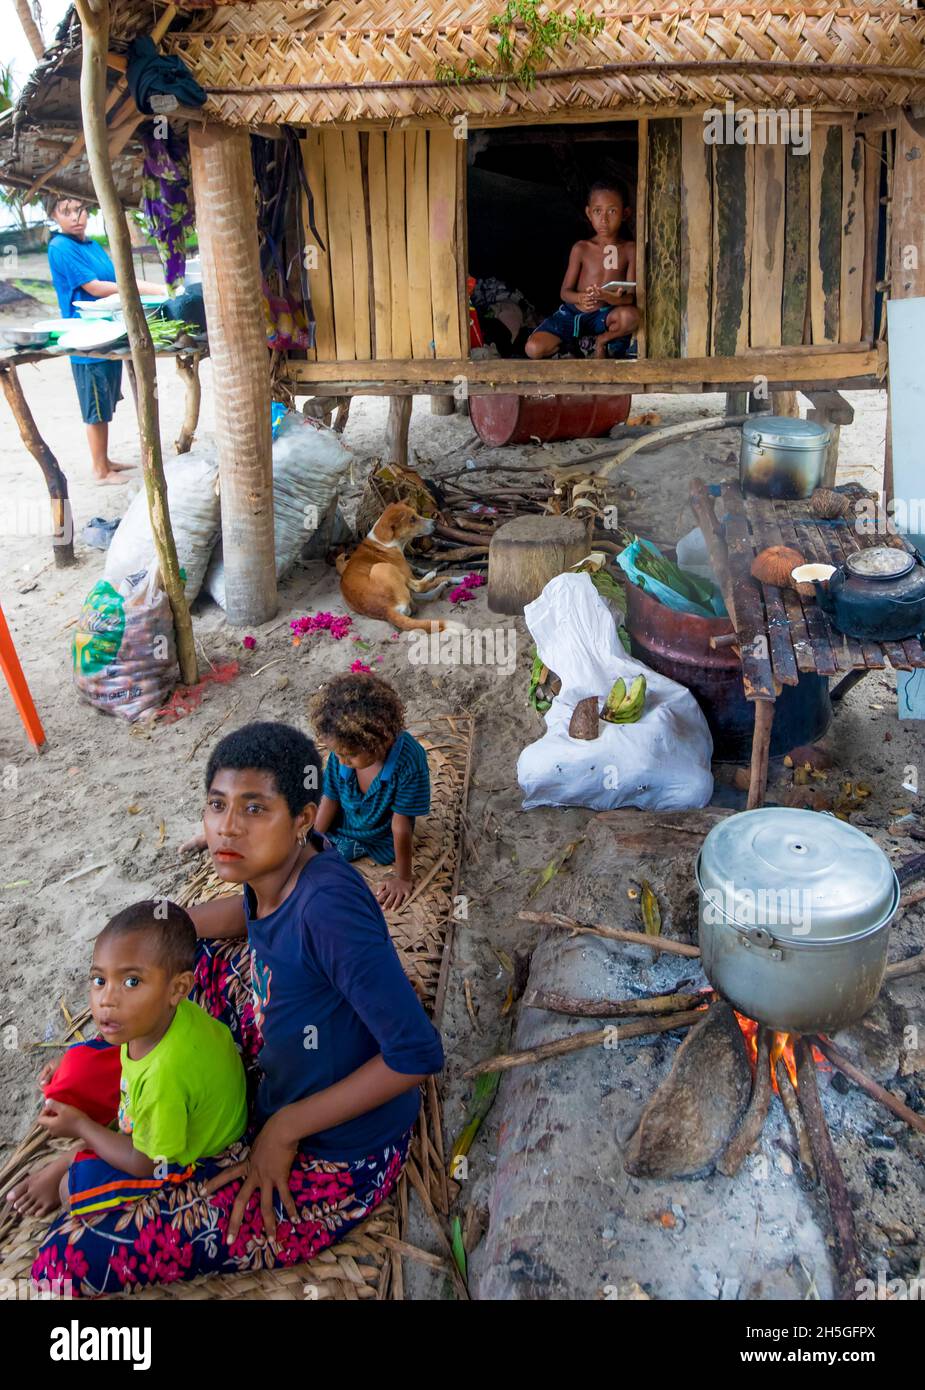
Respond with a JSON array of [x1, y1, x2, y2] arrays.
[[464, 1008, 706, 1078], [775, 1057, 817, 1185], [518, 909, 701, 958], [896, 851, 925, 888], [435, 523, 493, 546], [425, 546, 489, 564], [809, 1036, 925, 1136], [523, 987, 708, 1018], [884, 951, 925, 979], [898, 889, 925, 913], [718, 1026, 774, 1176], [794, 1037, 866, 1300]]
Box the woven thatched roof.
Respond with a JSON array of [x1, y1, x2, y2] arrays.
[[165, 2, 925, 127], [2, 1, 924, 199]]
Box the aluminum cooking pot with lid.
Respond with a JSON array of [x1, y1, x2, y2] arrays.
[[695, 808, 899, 1033], [739, 416, 832, 500]]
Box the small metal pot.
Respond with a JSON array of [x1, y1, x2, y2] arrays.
[[739, 416, 832, 499], [696, 808, 898, 1033]]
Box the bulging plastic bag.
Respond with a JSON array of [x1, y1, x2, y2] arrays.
[[203, 413, 353, 609], [104, 450, 220, 604], [73, 565, 178, 722], [517, 572, 714, 812]]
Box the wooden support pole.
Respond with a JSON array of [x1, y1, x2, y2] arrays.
[[0, 365, 74, 567], [13, 0, 45, 60], [189, 123, 276, 627], [747, 698, 776, 809], [385, 394, 412, 466], [430, 395, 455, 416], [74, 0, 197, 685], [770, 390, 799, 417]]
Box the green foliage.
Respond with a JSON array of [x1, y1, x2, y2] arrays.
[[435, 0, 603, 89]]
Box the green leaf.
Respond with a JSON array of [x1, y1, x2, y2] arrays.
[[450, 1216, 467, 1281]]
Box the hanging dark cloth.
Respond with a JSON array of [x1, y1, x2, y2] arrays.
[[127, 36, 207, 114]]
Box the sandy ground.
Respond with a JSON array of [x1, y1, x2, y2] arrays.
[[0, 331, 921, 1297]]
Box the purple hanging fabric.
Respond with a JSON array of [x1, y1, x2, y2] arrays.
[[140, 127, 195, 290]]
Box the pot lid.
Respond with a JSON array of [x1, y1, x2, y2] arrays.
[[845, 546, 915, 580], [741, 417, 832, 450], [696, 808, 898, 944]]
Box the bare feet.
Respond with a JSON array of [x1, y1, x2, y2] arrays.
[[5, 1152, 71, 1218], [93, 471, 130, 486], [105, 460, 137, 473]]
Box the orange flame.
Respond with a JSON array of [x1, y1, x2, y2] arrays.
[[734, 1013, 830, 1090]]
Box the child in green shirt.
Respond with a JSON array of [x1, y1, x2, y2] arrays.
[[6, 901, 247, 1219]]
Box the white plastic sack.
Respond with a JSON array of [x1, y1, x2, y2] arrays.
[[104, 450, 220, 604], [517, 572, 714, 812], [203, 414, 353, 609]]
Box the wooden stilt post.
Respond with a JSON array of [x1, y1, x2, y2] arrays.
[[430, 395, 454, 416], [74, 0, 197, 685], [385, 394, 412, 466], [746, 697, 775, 809], [189, 124, 276, 627], [0, 364, 74, 567]]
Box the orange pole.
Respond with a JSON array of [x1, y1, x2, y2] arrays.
[[0, 602, 46, 748]]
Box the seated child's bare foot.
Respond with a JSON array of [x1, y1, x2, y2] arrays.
[[5, 1152, 71, 1218]]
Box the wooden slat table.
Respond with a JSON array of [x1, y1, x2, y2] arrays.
[[690, 477, 925, 807]]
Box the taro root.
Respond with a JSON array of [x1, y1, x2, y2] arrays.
[[811, 487, 852, 520], [568, 696, 599, 740], [750, 545, 807, 589]]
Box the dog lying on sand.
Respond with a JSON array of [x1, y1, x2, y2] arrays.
[[338, 502, 465, 635]]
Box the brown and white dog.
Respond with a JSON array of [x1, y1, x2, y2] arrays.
[[338, 502, 464, 634]]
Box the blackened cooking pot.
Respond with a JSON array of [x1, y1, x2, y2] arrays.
[[696, 808, 898, 1033]]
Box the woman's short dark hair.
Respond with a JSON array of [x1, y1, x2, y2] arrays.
[[205, 721, 322, 814]]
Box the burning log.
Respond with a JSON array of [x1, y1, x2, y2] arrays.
[[775, 1057, 817, 1186], [523, 988, 707, 1019], [794, 1037, 866, 1301], [518, 910, 701, 958], [810, 1036, 925, 1137], [464, 1009, 705, 1079], [718, 1026, 774, 1176], [885, 952, 925, 978]]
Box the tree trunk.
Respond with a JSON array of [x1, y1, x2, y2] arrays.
[[0, 365, 74, 566], [189, 123, 277, 627], [13, 0, 44, 60], [74, 0, 197, 685], [385, 394, 412, 466]]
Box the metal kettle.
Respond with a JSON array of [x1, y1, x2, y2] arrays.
[[813, 546, 925, 641]]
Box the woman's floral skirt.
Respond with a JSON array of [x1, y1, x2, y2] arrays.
[[31, 939, 411, 1298]]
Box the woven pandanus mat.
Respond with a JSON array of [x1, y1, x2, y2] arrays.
[[0, 715, 473, 1301]]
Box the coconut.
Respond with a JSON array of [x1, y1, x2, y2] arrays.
[[750, 545, 807, 589], [810, 487, 851, 520]]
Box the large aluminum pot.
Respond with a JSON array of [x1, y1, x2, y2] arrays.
[[696, 808, 898, 1034], [740, 416, 831, 499]]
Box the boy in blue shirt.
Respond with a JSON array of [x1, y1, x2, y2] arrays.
[[45, 195, 163, 485]]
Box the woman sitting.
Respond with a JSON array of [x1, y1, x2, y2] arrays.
[[31, 720, 443, 1296]]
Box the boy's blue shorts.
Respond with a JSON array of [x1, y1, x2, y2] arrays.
[[534, 303, 633, 357], [70, 359, 123, 424]]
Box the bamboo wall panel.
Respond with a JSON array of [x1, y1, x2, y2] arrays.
[[429, 127, 462, 358], [782, 145, 810, 346], [321, 130, 357, 360], [343, 130, 371, 360], [810, 123, 842, 344], [367, 130, 392, 359], [892, 112, 925, 299], [406, 129, 434, 358], [712, 143, 753, 357], [634, 117, 648, 361], [860, 130, 882, 344], [387, 132, 412, 359], [750, 143, 785, 348], [840, 128, 865, 344], [646, 118, 681, 359], [679, 116, 711, 358], [300, 132, 335, 361]]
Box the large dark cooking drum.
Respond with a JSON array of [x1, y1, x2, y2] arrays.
[[625, 582, 832, 762], [470, 392, 631, 446]]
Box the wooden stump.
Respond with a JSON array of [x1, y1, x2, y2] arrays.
[[487, 515, 590, 615]]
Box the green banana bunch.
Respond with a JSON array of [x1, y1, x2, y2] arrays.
[[602, 673, 647, 724]]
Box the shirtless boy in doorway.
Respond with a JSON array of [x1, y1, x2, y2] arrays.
[[525, 180, 638, 360]]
